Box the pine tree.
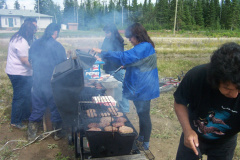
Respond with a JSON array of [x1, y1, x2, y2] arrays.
[[195, 0, 204, 28], [230, 0, 240, 30], [14, 0, 20, 10]]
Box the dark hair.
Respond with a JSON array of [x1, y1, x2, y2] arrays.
[[103, 24, 124, 43], [41, 23, 60, 41], [125, 23, 155, 48], [24, 18, 37, 23], [10, 21, 35, 45], [207, 42, 240, 89]]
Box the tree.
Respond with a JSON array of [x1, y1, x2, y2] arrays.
[[63, 0, 75, 24], [0, 0, 6, 9], [195, 0, 204, 28], [220, 0, 231, 29], [14, 0, 20, 10], [230, 0, 240, 30], [34, 0, 62, 24], [155, 0, 170, 28]]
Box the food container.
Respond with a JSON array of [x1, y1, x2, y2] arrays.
[[84, 61, 105, 79]]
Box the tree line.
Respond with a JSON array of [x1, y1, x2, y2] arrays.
[[9, 0, 240, 30]]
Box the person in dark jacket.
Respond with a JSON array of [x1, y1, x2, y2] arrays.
[[101, 24, 130, 113], [93, 23, 160, 150], [27, 23, 67, 141], [174, 42, 240, 160]]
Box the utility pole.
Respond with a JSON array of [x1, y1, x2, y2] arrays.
[[173, 0, 178, 35], [122, 5, 123, 27], [38, 0, 40, 27], [102, 0, 106, 15]]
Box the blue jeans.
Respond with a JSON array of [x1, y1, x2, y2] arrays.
[[8, 75, 32, 124], [133, 100, 151, 142], [107, 69, 130, 113], [29, 85, 62, 123]]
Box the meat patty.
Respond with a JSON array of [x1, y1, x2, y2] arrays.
[[88, 123, 99, 128], [100, 117, 113, 123], [119, 126, 134, 134], [112, 122, 125, 128], [104, 126, 118, 132], [116, 117, 127, 123], [114, 112, 123, 117], [99, 121, 110, 128], [88, 127, 101, 131]]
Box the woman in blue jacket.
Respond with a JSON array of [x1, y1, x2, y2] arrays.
[[93, 23, 160, 150]]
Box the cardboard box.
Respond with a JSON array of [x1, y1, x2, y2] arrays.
[[84, 61, 104, 79]]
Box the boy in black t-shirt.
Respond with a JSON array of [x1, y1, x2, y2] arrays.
[[174, 42, 240, 160]]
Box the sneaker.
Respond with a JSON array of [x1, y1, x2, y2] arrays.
[[136, 140, 144, 151], [136, 140, 149, 150], [10, 123, 27, 130]]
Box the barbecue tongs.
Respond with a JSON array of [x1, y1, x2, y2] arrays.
[[102, 66, 123, 81]]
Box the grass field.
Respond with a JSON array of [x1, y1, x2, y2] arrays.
[[1, 30, 240, 159]]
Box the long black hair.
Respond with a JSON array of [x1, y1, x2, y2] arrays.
[[10, 21, 35, 45], [207, 42, 240, 89], [125, 23, 155, 48], [103, 24, 124, 43], [41, 23, 60, 41]]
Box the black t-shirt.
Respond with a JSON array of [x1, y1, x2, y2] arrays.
[[174, 64, 240, 143]]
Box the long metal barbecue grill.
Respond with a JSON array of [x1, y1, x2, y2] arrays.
[[72, 88, 140, 159], [51, 51, 154, 160]]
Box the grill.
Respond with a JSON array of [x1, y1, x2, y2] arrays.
[[51, 53, 153, 159], [71, 93, 139, 159]]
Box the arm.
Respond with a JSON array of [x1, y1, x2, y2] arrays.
[[20, 57, 31, 67], [174, 101, 199, 156]]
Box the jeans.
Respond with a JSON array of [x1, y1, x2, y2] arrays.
[[8, 74, 32, 124], [176, 133, 237, 160], [107, 69, 130, 113], [133, 100, 151, 142], [29, 85, 62, 123]]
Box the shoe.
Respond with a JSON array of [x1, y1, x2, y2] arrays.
[[11, 123, 27, 130], [27, 121, 40, 141], [136, 140, 149, 150], [52, 122, 64, 141], [136, 140, 144, 151]]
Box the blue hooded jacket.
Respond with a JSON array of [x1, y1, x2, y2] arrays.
[[101, 42, 160, 101]]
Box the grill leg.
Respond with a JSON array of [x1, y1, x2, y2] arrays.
[[80, 131, 84, 160], [74, 128, 80, 158]]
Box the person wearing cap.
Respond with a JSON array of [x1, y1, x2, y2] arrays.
[[92, 23, 160, 150], [174, 42, 240, 159]]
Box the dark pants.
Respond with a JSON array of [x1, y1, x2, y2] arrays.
[[176, 133, 237, 160], [8, 74, 32, 124], [133, 100, 151, 142], [29, 85, 62, 123]]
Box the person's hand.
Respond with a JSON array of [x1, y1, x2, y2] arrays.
[[92, 48, 102, 54], [183, 129, 199, 156]]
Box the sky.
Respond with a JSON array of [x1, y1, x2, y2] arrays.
[[6, 0, 65, 10], [5, 0, 155, 10]]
